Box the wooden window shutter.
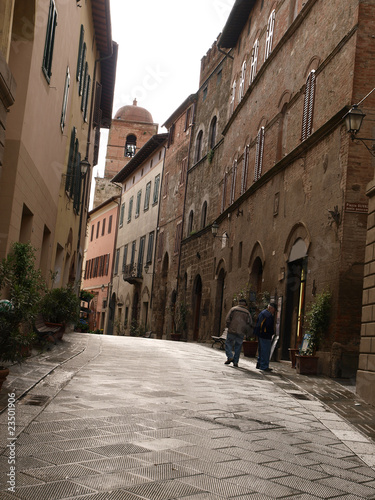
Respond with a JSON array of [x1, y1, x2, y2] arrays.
[[230, 160, 237, 205], [301, 70, 316, 141], [79, 43, 87, 96], [73, 151, 82, 213], [76, 25, 85, 81], [264, 10, 275, 61], [241, 145, 249, 195], [65, 127, 77, 194], [254, 127, 265, 181], [250, 39, 259, 84], [42, 0, 58, 81]]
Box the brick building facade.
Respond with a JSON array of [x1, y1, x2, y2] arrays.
[[163, 0, 375, 378]]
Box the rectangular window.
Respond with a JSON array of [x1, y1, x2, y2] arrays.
[[101, 218, 106, 236], [229, 81, 236, 115], [60, 67, 70, 131], [135, 190, 141, 218], [241, 145, 249, 195], [230, 160, 237, 205], [114, 249, 120, 275], [130, 241, 136, 265], [264, 10, 275, 61], [254, 127, 265, 181], [82, 71, 91, 122], [153, 174, 160, 204], [96, 221, 100, 238], [239, 61, 246, 101], [79, 42, 87, 96], [146, 231, 154, 264], [42, 0, 58, 82], [105, 253, 110, 275], [238, 241, 243, 268], [122, 244, 128, 271], [119, 202, 125, 227], [249, 39, 259, 84], [108, 215, 113, 234], [128, 196, 133, 222], [144, 181, 151, 211], [90, 224, 94, 241], [167, 123, 175, 147], [76, 25, 85, 82]]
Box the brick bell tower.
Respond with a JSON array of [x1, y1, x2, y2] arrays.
[[93, 99, 158, 207]]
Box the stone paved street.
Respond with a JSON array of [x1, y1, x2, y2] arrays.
[[1, 333, 375, 499]]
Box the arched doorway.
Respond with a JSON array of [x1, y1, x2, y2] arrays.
[[214, 267, 226, 336], [192, 275, 202, 341], [283, 238, 308, 358]]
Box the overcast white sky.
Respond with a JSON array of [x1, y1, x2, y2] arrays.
[[93, 0, 236, 185]]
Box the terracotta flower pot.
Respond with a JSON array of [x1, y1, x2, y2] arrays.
[[243, 340, 258, 357], [295, 355, 319, 375]]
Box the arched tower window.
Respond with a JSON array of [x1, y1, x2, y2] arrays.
[[209, 116, 217, 150], [201, 201, 207, 229], [195, 131, 203, 163], [125, 134, 137, 157]]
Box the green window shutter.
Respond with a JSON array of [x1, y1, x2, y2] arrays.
[[42, 0, 58, 82], [73, 150, 82, 214], [65, 127, 77, 193], [76, 25, 84, 81], [79, 43, 86, 96]]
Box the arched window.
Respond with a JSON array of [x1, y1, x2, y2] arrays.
[[209, 117, 217, 150], [125, 134, 137, 157], [201, 201, 207, 229], [188, 210, 194, 234], [301, 70, 316, 141], [195, 131, 203, 163]]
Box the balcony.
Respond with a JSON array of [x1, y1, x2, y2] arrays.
[[123, 263, 143, 284]]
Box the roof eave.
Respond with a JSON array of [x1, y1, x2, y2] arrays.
[[218, 0, 256, 49]]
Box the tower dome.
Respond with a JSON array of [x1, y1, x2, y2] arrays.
[[114, 99, 154, 123]]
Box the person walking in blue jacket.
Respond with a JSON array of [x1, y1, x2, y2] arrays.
[[254, 302, 277, 372], [224, 298, 253, 368]]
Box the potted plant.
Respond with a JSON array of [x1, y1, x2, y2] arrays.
[[171, 301, 189, 340], [296, 290, 332, 375], [0, 243, 45, 388], [40, 285, 80, 336]]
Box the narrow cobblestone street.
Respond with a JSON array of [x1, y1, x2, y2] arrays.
[[1, 333, 375, 499]]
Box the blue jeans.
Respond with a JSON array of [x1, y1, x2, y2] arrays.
[[257, 337, 272, 369], [225, 333, 243, 363]]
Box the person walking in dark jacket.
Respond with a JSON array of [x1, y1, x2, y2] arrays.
[[254, 302, 277, 372], [224, 298, 253, 367]]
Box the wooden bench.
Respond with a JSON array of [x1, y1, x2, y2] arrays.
[[211, 329, 227, 350], [34, 314, 63, 344]]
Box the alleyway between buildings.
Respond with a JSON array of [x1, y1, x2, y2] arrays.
[[1, 333, 375, 499]]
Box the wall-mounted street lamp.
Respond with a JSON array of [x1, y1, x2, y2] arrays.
[[79, 157, 90, 177], [144, 263, 152, 274], [344, 89, 375, 156], [211, 222, 229, 242]]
